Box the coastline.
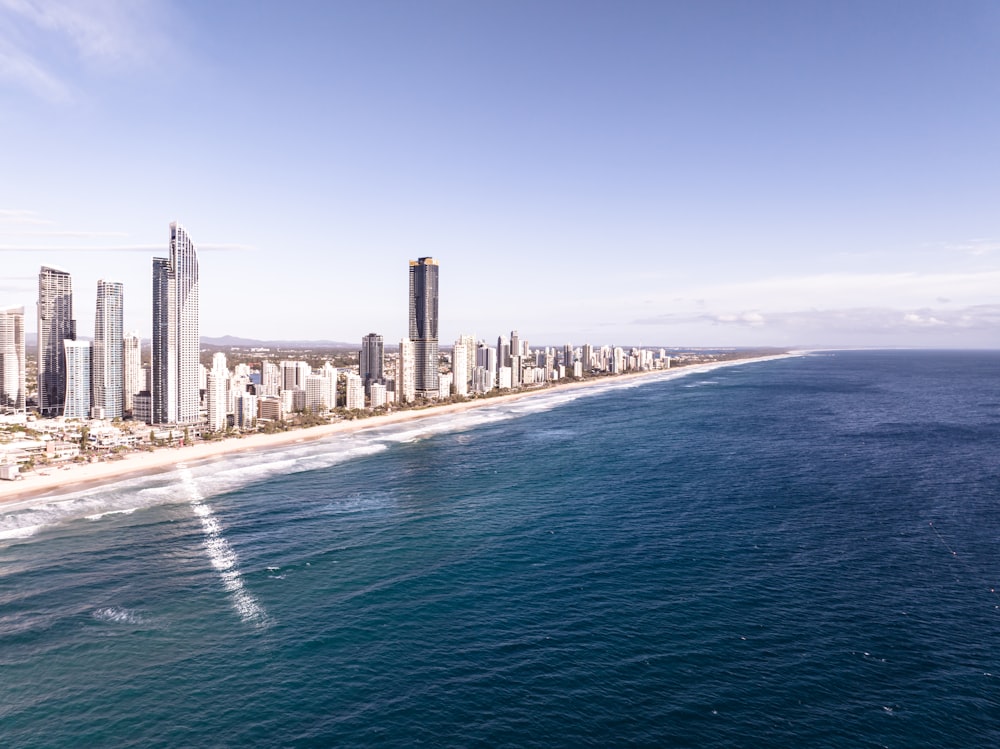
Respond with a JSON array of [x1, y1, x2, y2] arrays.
[[0, 352, 799, 509]]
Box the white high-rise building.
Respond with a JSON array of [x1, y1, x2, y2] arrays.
[[93, 280, 124, 419], [152, 223, 199, 424], [123, 331, 142, 415], [280, 360, 310, 392], [0, 306, 26, 414], [370, 381, 387, 409], [397, 338, 415, 404], [452, 341, 469, 397], [63, 340, 91, 419], [345, 373, 365, 410], [206, 352, 228, 432], [457, 333, 476, 388], [305, 373, 329, 412], [437, 371, 453, 399], [321, 363, 338, 408], [235, 392, 257, 430], [261, 361, 281, 397]]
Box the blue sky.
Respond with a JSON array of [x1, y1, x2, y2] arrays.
[[2, 0, 999, 348]]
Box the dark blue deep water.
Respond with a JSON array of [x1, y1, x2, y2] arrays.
[[2, 351, 999, 747]]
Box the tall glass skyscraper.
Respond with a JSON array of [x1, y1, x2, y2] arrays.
[[408, 257, 439, 396], [93, 280, 124, 419], [37, 266, 75, 417], [0, 306, 26, 414], [152, 222, 199, 424]]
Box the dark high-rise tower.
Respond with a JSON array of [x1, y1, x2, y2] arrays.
[[360, 333, 384, 396], [37, 265, 75, 417], [408, 257, 439, 396]]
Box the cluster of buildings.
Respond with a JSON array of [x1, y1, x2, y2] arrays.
[[0, 223, 672, 448]]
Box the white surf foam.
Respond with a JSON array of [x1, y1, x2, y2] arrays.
[[1, 355, 802, 542], [92, 606, 145, 625], [179, 467, 267, 627], [86, 508, 137, 521], [0, 525, 39, 540]]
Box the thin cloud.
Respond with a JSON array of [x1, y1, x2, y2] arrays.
[[0, 230, 130, 238], [0, 243, 253, 253], [0, 44, 72, 102], [0, 0, 174, 102], [2, 0, 170, 65], [636, 304, 1000, 332], [0, 208, 54, 226], [660, 269, 1000, 311], [941, 238, 1000, 257], [0, 276, 35, 293]]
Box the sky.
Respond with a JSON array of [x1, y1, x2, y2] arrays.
[[2, 0, 999, 349]]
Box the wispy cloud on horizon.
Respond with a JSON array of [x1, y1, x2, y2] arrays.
[[654, 269, 1000, 312], [941, 238, 1000, 257], [635, 304, 1000, 333], [0, 243, 254, 253], [0, 208, 54, 225], [0, 230, 130, 239]]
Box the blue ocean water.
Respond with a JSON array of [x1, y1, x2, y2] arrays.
[[2, 351, 999, 747]]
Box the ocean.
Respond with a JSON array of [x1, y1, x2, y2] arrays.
[[1, 350, 998, 747]]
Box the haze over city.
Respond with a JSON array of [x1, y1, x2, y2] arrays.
[[2, 0, 999, 348]]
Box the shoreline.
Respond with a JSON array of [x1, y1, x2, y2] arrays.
[[0, 352, 799, 510]]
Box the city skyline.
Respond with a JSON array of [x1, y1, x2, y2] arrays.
[[1, 2, 999, 348]]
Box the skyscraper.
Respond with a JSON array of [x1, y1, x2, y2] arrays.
[[63, 340, 91, 419], [452, 340, 469, 397], [37, 266, 75, 417], [408, 257, 439, 396], [0, 306, 26, 414], [360, 333, 384, 396], [206, 352, 228, 432], [123, 331, 142, 414], [93, 280, 124, 419], [457, 333, 476, 389], [152, 222, 200, 424], [397, 337, 415, 404]]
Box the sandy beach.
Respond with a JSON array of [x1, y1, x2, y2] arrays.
[[0, 353, 797, 508]]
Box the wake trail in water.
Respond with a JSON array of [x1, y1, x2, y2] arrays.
[[928, 521, 1000, 612], [178, 466, 267, 627]]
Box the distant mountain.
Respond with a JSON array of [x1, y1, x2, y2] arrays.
[[201, 335, 357, 349], [23, 333, 357, 349]]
